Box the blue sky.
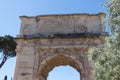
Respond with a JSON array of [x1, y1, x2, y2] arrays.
[[0, 0, 104, 80]]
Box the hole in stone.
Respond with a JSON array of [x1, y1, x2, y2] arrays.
[[47, 65, 80, 80]]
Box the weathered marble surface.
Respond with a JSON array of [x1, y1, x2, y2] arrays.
[[14, 13, 107, 80], [19, 13, 106, 36]]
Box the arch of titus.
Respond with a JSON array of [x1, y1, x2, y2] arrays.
[[14, 13, 108, 80]]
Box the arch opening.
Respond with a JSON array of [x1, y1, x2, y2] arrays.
[[38, 54, 82, 80], [47, 65, 80, 80]]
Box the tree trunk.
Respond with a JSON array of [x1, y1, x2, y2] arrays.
[[4, 75, 7, 80], [0, 57, 7, 68]]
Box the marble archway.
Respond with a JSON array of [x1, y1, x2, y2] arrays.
[[38, 54, 82, 80], [14, 13, 108, 80]]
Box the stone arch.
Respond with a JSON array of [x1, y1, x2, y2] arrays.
[[38, 54, 83, 80], [14, 13, 107, 80]]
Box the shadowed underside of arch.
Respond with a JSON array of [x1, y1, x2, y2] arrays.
[[38, 54, 82, 80]]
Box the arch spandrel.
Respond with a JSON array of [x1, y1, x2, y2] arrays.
[[38, 54, 83, 80]]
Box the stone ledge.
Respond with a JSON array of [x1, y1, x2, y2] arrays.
[[16, 32, 109, 39], [20, 13, 105, 19]]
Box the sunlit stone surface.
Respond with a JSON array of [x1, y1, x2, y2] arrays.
[[14, 13, 108, 80]]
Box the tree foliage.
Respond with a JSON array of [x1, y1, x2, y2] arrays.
[[0, 35, 17, 68], [88, 0, 120, 80]]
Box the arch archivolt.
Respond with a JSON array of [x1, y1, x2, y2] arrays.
[[35, 47, 87, 80]]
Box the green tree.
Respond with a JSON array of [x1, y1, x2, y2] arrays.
[[0, 35, 17, 68], [88, 0, 120, 80]]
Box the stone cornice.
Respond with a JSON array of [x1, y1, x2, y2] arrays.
[[20, 12, 105, 19], [16, 32, 108, 39]]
